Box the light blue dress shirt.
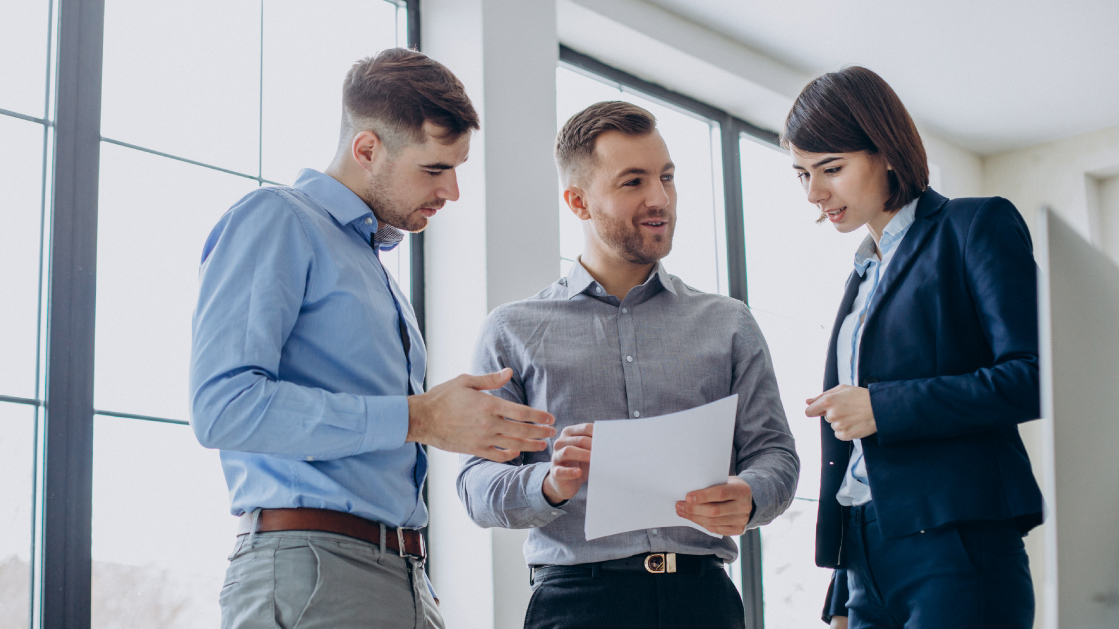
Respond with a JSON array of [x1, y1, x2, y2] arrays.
[[835, 198, 918, 507], [190, 168, 428, 529]]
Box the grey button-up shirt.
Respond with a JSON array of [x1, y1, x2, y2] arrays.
[[457, 260, 799, 566]]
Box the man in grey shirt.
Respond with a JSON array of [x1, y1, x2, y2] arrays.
[[457, 101, 798, 629]]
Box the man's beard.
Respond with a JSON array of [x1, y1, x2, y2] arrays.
[[364, 163, 427, 233], [592, 209, 674, 265]]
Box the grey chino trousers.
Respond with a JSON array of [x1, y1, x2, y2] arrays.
[[219, 529, 444, 629]]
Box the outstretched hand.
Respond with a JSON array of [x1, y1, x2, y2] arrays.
[[407, 368, 555, 462]]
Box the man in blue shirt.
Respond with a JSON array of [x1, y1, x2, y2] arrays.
[[190, 48, 555, 629]]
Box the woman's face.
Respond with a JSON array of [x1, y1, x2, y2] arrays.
[[789, 146, 894, 235]]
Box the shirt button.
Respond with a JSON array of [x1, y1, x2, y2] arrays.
[[364, 217, 373, 225], [622, 308, 628, 314], [626, 356, 633, 363], [596, 286, 603, 293], [633, 411, 640, 418], [651, 528, 659, 534], [306, 456, 315, 462]]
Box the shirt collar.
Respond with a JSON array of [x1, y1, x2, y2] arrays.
[[294, 168, 377, 229], [852, 197, 919, 276], [562, 258, 677, 300]]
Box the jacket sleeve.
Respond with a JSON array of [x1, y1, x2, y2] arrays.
[[456, 308, 567, 529], [871, 197, 1040, 445]]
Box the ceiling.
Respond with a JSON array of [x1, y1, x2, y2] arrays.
[[642, 0, 1119, 155]]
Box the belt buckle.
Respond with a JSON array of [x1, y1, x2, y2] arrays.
[[396, 528, 426, 562], [643, 552, 676, 574]]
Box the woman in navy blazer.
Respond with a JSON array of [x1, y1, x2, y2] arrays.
[[783, 67, 1043, 628]]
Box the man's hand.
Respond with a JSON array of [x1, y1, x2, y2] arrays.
[[542, 423, 593, 506], [406, 368, 555, 462], [806, 385, 876, 441], [675, 476, 754, 536], [830, 616, 848, 629]]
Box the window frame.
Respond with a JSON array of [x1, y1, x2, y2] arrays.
[[22, 1, 421, 627]]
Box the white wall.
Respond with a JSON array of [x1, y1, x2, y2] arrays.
[[984, 124, 1119, 247]]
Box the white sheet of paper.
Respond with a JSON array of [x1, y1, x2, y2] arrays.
[[583, 394, 738, 541]]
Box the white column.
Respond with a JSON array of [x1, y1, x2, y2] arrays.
[[421, 1, 559, 627]]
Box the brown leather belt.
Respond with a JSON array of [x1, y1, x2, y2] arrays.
[[237, 508, 426, 559]]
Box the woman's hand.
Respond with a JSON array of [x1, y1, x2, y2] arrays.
[[806, 385, 877, 441], [830, 615, 848, 629]]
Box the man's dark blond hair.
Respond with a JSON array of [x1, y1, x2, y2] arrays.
[[555, 101, 657, 186], [340, 48, 480, 153]]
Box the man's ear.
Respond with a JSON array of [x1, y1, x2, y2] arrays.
[[564, 186, 591, 220], [351, 130, 387, 172]]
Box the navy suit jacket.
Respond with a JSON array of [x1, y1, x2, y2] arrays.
[[815, 188, 1044, 572]]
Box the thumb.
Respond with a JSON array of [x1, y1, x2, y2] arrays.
[[465, 367, 513, 391]]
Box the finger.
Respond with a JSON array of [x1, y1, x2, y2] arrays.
[[553, 436, 592, 452], [497, 418, 556, 440], [489, 435, 550, 453], [464, 368, 513, 391], [675, 510, 747, 536], [493, 399, 555, 425], [686, 483, 733, 504], [553, 445, 591, 466], [805, 399, 828, 418], [805, 392, 824, 405], [677, 503, 752, 519], [560, 423, 594, 438], [550, 465, 582, 481]]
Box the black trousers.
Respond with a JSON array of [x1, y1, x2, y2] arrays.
[[524, 560, 745, 629], [846, 501, 1034, 628]]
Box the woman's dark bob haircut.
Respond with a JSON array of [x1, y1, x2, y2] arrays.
[[781, 66, 929, 213]]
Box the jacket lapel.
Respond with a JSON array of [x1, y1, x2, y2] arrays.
[[824, 268, 863, 389], [861, 189, 949, 335]]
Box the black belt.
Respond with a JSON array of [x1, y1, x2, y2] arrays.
[[530, 553, 722, 584]]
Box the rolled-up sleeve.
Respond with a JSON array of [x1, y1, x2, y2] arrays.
[[457, 308, 568, 529], [732, 303, 800, 528], [189, 190, 408, 459]]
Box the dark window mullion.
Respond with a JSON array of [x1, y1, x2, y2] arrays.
[[42, 0, 105, 628]]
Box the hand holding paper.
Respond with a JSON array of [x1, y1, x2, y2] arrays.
[[676, 476, 754, 537]]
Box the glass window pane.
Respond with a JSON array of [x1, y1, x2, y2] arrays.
[[0, 0, 50, 118], [0, 115, 47, 399], [760, 499, 834, 628], [92, 415, 234, 628], [101, 0, 261, 174], [94, 144, 260, 419], [260, 0, 400, 184], [555, 66, 728, 295], [0, 402, 36, 628]]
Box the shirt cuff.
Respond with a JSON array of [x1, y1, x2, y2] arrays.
[[525, 463, 567, 526], [359, 395, 410, 453], [738, 470, 777, 529]]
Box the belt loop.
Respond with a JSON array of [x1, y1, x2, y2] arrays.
[[529, 567, 535, 586], [378, 522, 388, 564], [590, 563, 601, 579], [247, 508, 262, 549]]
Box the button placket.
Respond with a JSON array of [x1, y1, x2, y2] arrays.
[[617, 301, 642, 420]]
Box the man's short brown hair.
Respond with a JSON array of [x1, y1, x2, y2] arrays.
[[781, 66, 928, 212], [555, 101, 657, 187], [341, 48, 480, 152]]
